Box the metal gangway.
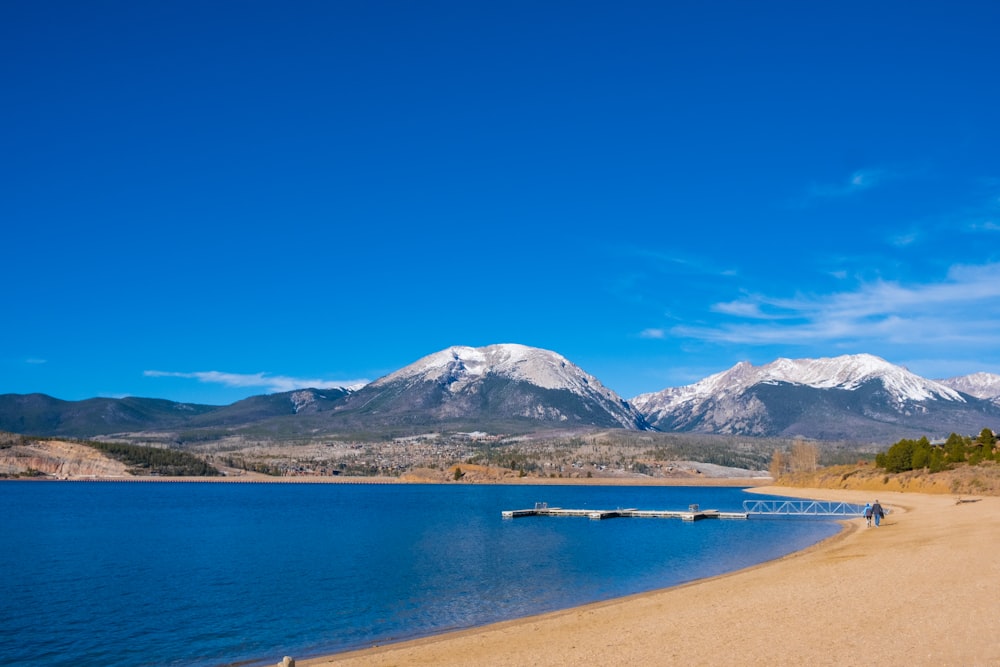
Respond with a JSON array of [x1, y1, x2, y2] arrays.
[[742, 499, 869, 517]]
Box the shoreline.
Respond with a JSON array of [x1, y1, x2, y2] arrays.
[[5, 474, 771, 486], [293, 486, 1000, 667]]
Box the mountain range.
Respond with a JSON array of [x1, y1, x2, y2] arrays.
[[632, 354, 999, 442], [2, 344, 998, 443]]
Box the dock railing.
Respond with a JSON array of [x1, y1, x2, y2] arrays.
[[742, 499, 870, 516]]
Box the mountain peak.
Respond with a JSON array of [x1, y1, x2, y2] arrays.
[[364, 344, 646, 430], [938, 372, 1000, 401], [683, 353, 963, 402], [374, 344, 585, 392], [630, 353, 979, 439]]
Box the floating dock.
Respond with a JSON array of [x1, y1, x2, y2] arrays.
[[501, 503, 747, 521]]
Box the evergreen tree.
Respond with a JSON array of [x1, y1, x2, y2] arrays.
[[881, 438, 917, 473], [944, 433, 967, 463], [928, 447, 946, 472], [977, 428, 996, 461]]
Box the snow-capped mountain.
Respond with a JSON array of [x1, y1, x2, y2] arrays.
[[634, 354, 964, 410], [370, 344, 612, 396], [3, 347, 997, 442], [632, 354, 998, 441], [335, 344, 648, 430], [938, 372, 1000, 405]]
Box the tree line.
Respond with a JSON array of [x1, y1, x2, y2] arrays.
[[85, 440, 220, 476], [875, 428, 997, 473]]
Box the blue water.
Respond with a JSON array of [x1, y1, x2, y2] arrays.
[[0, 482, 839, 666]]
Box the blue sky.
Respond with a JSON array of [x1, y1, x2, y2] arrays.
[[3, 1, 999, 405]]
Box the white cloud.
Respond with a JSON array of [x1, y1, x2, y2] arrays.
[[893, 190, 1000, 244], [967, 219, 1000, 232], [711, 300, 776, 319], [144, 370, 369, 393], [639, 328, 666, 339], [888, 229, 922, 247], [672, 262, 1000, 349], [621, 246, 740, 279], [798, 167, 894, 204]]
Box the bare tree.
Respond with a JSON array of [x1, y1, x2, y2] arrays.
[[768, 448, 786, 478], [788, 439, 819, 473]]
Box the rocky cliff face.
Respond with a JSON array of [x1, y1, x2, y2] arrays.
[[0, 440, 129, 478]]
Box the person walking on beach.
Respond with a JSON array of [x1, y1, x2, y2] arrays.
[[863, 502, 873, 527], [872, 500, 885, 527]]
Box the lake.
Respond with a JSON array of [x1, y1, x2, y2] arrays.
[[0, 482, 839, 666]]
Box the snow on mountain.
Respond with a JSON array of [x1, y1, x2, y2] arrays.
[[367, 343, 645, 429], [754, 354, 964, 402], [343, 350, 998, 438], [633, 354, 964, 414], [938, 372, 1000, 403], [288, 389, 356, 413], [628, 354, 981, 439], [374, 344, 592, 392]]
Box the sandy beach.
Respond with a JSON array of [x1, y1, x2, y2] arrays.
[[300, 487, 1000, 667]]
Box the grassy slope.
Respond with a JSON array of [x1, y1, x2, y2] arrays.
[[777, 461, 1000, 496]]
